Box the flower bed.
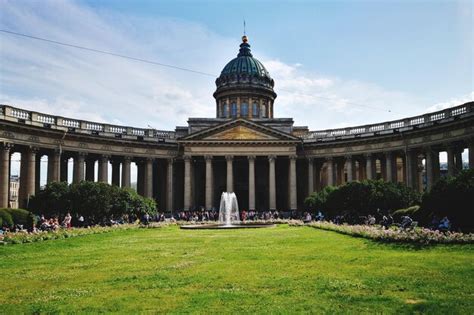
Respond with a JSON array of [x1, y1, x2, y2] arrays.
[[0, 224, 155, 245], [292, 221, 474, 245]]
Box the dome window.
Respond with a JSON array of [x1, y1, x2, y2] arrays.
[[241, 102, 249, 116], [231, 102, 237, 118]]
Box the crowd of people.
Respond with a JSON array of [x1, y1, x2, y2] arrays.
[[1, 206, 453, 235]]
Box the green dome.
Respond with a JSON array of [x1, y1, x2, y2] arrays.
[[215, 37, 274, 90], [220, 42, 271, 79]]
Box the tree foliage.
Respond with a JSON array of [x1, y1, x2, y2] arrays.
[[30, 181, 157, 223], [305, 180, 420, 220], [420, 169, 474, 231]]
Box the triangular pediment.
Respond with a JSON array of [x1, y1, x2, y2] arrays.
[[179, 119, 300, 142], [206, 125, 277, 140]]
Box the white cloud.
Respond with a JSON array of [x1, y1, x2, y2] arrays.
[[426, 92, 474, 112]]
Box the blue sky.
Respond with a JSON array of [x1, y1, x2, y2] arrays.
[[0, 0, 472, 183]]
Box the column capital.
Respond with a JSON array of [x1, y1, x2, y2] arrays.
[[364, 153, 373, 159], [247, 155, 256, 161], [77, 151, 88, 158], [225, 155, 234, 162], [204, 155, 213, 161], [146, 157, 154, 162], [100, 154, 110, 161], [383, 151, 393, 157], [268, 155, 276, 162], [167, 157, 175, 164], [26, 146, 40, 154], [123, 155, 133, 162], [325, 156, 333, 162], [306, 156, 314, 163], [289, 155, 298, 160], [344, 154, 353, 160], [183, 155, 192, 161], [0, 143, 13, 151]]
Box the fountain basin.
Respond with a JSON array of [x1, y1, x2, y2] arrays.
[[180, 222, 276, 230]]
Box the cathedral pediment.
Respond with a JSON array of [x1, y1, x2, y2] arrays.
[[206, 125, 276, 140], [178, 118, 300, 143]]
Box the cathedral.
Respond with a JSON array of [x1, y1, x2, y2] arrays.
[[0, 36, 473, 212]]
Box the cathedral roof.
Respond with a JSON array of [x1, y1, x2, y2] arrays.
[[215, 36, 275, 92], [220, 36, 271, 79]]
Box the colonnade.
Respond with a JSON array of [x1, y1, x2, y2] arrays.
[[1, 141, 473, 211], [0, 144, 174, 210], [308, 142, 473, 196], [182, 154, 297, 211]]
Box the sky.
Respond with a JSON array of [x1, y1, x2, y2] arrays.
[[0, 0, 473, 181]]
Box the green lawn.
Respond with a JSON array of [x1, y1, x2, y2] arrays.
[[1, 225, 473, 314]]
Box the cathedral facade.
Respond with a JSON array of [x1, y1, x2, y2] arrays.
[[0, 36, 473, 212]]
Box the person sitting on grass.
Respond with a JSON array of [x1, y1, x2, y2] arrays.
[[400, 216, 413, 230], [381, 215, 393, 229], [438, 216, 451, 232]]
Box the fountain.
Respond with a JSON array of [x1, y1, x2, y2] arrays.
[[180, 192, 276, 229], [218, 192, 240, 226]]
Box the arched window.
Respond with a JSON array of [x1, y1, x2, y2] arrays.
[[261, 104, 267, 118], [241, 102, 248, 117], [252, 102, 259, 117], [231, 102, 237, 117], [222, 103, 228, 117]]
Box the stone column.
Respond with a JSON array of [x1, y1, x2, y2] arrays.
[[205, 155, 213, 210], [385, 152, 395, 182], [0, 143, 11, 208], [248, 155, 256, 211], [73, 152, 86, 184], [345, 155, 353, 182], [433, 151, 440, 182], [289, 155, 297, 211], [183, 155, 192, 211], [326, 157, 335, 186], [307, 157, 314, 194], [20, 147, 38, 208], [425, 148, 436, 189], [226, 155, 233, 192], [365, 153, 375, 180], [48, 150, 61, 183], [111, 160, 120, 186], [268, 155, 276, 211], [85, 158, 95, 181], [237, 97, 241, 118], [144, 158, 153, 198], [405, 149, 417, 188], [98, 155, 109, 183], [121, 156, 131, 188], [166, 158, 174, 213], [447, 146, 455, 177], [358, 158, 366, 181], [469, 140, 474, 169]]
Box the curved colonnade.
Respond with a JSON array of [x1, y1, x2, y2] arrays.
[[0, 102, 473, 212]]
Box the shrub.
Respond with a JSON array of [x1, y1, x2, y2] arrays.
[[29, 181, 157, 225], [3, 208, 36, 230], [0, 209, 14, 229], [29, 181, 70, 217], [304, 180, 420, 221], [421, 169, 474, 231]]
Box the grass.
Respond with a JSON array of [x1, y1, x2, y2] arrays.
[[1, 225, 473, 314]]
